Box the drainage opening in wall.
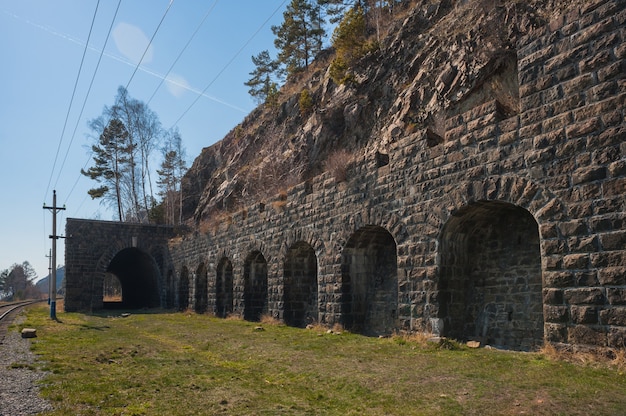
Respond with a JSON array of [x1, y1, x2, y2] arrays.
[[438, 201, 543, 351], [216, 257, 234, 318], [244, 251, 268, 322], [104, 247, 161, 309], [284, 241, 318, 328], [341, 225, 398, 336]]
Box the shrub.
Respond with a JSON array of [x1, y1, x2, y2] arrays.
[[324, 149, 353, 182], [298, 88, 313, 116]]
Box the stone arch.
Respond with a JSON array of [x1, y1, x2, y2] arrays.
[[215, 257, 234, 318], [278, 228, 326, 259], [438, 201, 543, 350], [334, 208, 410, 258], [432, 176, 566, 350], [283, 241, 318, 328], [104, 247, 161, 309], [178, 266, 190, 311], [341, 225, 398, 336], [438, 175, 567, 227], [195, 262, 208, 314], [243, 251, 268, 321]]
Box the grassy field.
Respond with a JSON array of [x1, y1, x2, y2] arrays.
[[11, 303, 626, 415]]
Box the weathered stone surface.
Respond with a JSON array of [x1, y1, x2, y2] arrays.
[[564, 288, 605, 305], [600, 308, 626, 326], [63, 0, 626, 352]]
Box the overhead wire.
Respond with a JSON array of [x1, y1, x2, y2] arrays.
[[63, 0, 170, 210], [146, 0, 219, 106], [123, 0, 174, 92], [57, 0, 124, 201], [171, 0, 288, 127], [44, 0, 101, 203], [60, 0, 289, 219]]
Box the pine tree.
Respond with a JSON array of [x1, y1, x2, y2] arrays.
[[272, 0, 326, 77], [329, 5, 368, 84], [157, 129, 186, 225], [245, 50, 281, 105], [82, 118, 132, 221]]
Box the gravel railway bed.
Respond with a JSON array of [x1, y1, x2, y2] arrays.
[[0, 309, 52, 416]]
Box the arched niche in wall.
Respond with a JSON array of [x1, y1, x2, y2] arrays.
[[439, 200, 543, 351], [341, 225, 398, 336]]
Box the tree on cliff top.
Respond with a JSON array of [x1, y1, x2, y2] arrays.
[[245, 50, 281, 106], [272, 0, 326, 77]]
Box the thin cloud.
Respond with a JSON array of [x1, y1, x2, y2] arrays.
[[112, 22, 154, 65], [2, 9, 247, 112]]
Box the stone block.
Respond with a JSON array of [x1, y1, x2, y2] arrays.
[[544, 323, 568, 343], [562, 73, 595, 96], [544, 271, 575, 288], [567, 325, 607, 347], [544, 305, 569, 322], [566, 118, 602, 139], [564, 288, 605, 305], [600, 307, 626, 326], [602, 177, 626, 197], [570, 305, 598, 324], [608, 327, 626, 348], [598, 267, 626, 286], [588, 81, 619, 103], [599, 231, 626, 251], [543, 288, 564, 304], [558, 220, 588, 237], [21, 328, 37, 338], [591, 251, 626, 268], [607, 289, 626, 306], [563, 253, 590, 269]]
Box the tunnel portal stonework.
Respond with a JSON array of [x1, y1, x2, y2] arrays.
[[64, 219, 174, 312], [66, 1, 625, 352]]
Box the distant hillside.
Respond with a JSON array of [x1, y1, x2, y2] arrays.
[[36, 266, 65, 295]]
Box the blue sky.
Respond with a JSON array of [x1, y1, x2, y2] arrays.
[[0, 0, 295, 281]]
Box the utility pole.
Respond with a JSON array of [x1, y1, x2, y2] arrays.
[[43, 190, 65, 320], [46, 249, 51, 305]]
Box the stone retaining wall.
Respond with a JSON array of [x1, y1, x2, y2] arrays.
[[65, 0, 625, 351]]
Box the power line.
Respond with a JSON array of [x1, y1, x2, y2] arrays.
[[171, 0, 288, 127], [124, 0, 175, 92], [62, 0, 174, 208], [44, 0, 101, 203], [55, 0, 124, 196], [147, 0, 220, 106]]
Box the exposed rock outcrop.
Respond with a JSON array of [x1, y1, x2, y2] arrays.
[[181, 0, 590, 226]]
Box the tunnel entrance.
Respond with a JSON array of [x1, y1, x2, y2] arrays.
[[341, 225, 398, 336], [104, 247, 161, 309], [178, 266, 190, 311], [439, 201, 543, 351], [216, 257, 234, 318], [243, 251, 268, 321], [283, 241, 318, 328], [195, 263, 208, 313], [103, 273, 122, 304]]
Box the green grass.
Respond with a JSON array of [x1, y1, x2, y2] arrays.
[[14, 304, 626, 415]]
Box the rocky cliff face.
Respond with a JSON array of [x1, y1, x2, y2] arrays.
[[181, 0, 588, 226]]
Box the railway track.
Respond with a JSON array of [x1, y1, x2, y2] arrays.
[[0, 300, 42, 341]]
